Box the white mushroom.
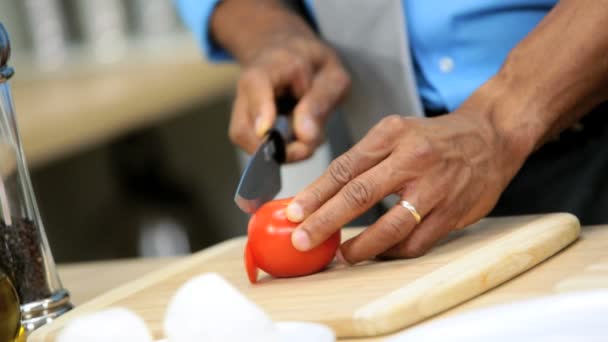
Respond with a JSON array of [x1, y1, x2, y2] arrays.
[[275, 321, 335, 342], [56, 308, 153, 342], [163, 273, 278, 342]]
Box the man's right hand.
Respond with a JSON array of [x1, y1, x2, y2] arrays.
[[211, 0, 351, 162]]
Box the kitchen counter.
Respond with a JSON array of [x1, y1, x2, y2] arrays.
[[10, 40, 239, 168], [56, 224, 608, 340]]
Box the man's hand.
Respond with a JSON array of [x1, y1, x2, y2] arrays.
[[212, 0, 350, 162], [285, 98, 529, 264], [230, 35, 350, 162]]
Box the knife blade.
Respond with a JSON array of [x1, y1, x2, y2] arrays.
[[234, 95, 297, 213]]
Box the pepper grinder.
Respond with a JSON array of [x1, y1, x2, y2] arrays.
[[0, 22, 73, 333]]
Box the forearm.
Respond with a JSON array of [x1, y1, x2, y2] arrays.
[[210, 0, 316, 64], [461, 0, 608, 162]]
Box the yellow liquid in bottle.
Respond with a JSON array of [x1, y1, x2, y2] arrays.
[[0, 273, 22, 342], [13, 327, 26, 342]]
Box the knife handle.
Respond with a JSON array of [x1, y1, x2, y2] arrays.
[[267, 94, 297, 164], [273, 94, 297, 143]]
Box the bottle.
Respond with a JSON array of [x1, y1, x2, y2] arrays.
[[0, 270, 22, 342], [0, 22, 72, 333]]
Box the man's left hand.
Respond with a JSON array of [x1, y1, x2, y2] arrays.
[[285, 111, 526, 264]]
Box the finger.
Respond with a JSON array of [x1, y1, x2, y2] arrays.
[[286, 141, 316, 163], [293, 58, 350, 143], [291, 158, 408, 251], [287, 115, 407, 222], [238, 69, 276, 137], [263, 51, 312, 93], [338, 200, 421, 264], [340, 177, 446, 263], [228, 95, 261, 154], [243, 55, 316, 137], [288, 57, 314, 99], [381, 205, 461, 259], [380, 169, 472, 259]]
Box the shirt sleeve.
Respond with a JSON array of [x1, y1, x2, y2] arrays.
[[174, 0, 233, 62]]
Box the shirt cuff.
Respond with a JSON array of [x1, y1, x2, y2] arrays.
[[174, 0, 233, 62]]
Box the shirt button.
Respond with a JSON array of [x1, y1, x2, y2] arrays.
[[439, 57, 455, 73]]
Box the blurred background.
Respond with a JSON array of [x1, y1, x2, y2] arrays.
[[0, 0, 338, 263], [0, 0, 250, 262]]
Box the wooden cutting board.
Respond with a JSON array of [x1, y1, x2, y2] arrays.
[[30, 214, 580, 341]]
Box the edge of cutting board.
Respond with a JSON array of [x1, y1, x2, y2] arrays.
[[334, 213, 581, 337]]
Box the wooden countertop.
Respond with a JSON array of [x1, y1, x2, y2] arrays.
[[56, 224, 608, 340], [58, 257, 178, 305], [10, 40, 239, 168]]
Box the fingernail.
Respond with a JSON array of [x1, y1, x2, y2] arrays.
[[292, 229, 311, 251], [286, 202, 304, 222], [255, 116, 269, 137], [300, 118, 318, 141]]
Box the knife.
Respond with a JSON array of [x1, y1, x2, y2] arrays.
[[234, 94, 297, 213]]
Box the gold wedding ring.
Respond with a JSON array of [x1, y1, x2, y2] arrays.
[[399, 200, 422, 224]]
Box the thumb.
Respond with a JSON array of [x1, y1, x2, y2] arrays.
[[254, 101, 276, 138], [249, 87, 276, 138], [293, 100, 323, 143], [241, 71, 277, 138]]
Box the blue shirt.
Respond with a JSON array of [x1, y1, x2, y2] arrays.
[[175, 0, 556, 111]]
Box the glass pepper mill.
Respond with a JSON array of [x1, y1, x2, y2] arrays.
[[0, 22, 73, 333]]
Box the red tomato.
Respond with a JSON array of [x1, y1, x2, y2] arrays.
[[244, 198, 341, 284], [244, 242, 258, 284]]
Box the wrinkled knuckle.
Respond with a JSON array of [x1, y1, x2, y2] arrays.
[[381, 115, 405, 129], [410, 137, 436, 163], [342, 178, 375, 209], [372, 115, 406, 138], [380, 217, 406, 243], [364, 116, 402, 146], [309, 186, 324, 206], [314, 215, 332, 230], [328, 154, 356, 185], [402, 243, 427, 258]]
